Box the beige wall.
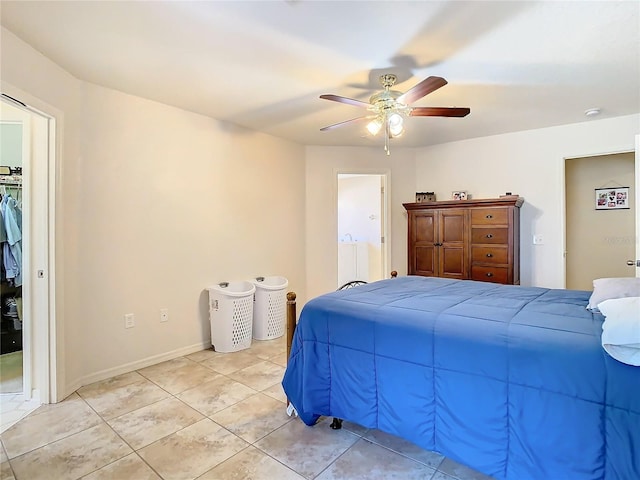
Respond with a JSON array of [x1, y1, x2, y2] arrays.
[[414, 115, 639, 288], [305, 147, 416, 300], [565, 153, 635, 290], [77, 84, 306, 384], [2, 27, 306, 397]]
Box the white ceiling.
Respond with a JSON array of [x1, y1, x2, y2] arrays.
[[2, 1, 639, 148]]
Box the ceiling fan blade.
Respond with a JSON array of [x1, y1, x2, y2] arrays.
[[410, 107, 471, 117], [320, 116, 371, 131], [397, 76, 448, 105], [320, 94, 371, 108]]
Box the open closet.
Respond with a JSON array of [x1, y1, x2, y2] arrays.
[[0, 127, 24, 393]]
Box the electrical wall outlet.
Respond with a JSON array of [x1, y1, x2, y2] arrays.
[[160, 308, 169, 323], [533, 234, 544, 245], [124, 313, 135, 328]]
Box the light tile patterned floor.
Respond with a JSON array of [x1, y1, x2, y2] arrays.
[[0, 393, 40, 434], [0, 336, 493, 480]]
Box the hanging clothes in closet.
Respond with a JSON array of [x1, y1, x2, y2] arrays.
[[0, 176, 22, 288], [0, 174, 23, 343], [1, 191, 22, 287]]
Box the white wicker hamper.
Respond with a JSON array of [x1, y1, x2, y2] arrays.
[[251, 276, 288, 340], [208, 281, 255, 352]]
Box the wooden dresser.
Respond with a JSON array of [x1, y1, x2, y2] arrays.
[[403, 196, 524, 284]]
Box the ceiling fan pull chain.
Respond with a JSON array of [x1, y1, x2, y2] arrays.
[[385, 120, 391, 155]]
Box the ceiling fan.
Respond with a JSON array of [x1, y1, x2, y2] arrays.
[[319, 74, 470, 155]]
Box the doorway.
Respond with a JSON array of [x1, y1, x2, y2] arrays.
[[337, 173, 389, 288], [565, 152, 636, 290], [0, 106, 27, 395], [0, 95, 54, 408]]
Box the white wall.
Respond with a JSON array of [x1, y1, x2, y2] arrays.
[[2, 26, 306, 398], [305, 146, 416, 300], [415, 114, 640, 288]]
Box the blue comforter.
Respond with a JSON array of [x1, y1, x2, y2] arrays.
[[282, 276, 640, 480]]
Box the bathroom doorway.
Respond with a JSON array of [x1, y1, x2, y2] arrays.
[[337, 173, 389, 288]]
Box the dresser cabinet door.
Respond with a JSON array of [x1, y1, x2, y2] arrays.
[[409, 212, 437, 276], [439, 209, 467, 279]]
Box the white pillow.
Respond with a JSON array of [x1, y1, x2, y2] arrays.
[[599, 296, 640, 366], [587, 277, 640, 311]]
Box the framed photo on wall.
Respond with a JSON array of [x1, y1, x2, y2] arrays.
[[595, 187, 629, 210]]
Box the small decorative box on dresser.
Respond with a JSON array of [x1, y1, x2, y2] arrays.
[[403, 196, 524, 285]]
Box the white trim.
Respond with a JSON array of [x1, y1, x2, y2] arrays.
[[19, 105, 33, 401], [636, 134, 640, 278], [66, 342, 211, 394], [47, 115, 57, 401]]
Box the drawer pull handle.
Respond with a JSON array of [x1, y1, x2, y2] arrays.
[[486, 272, 494, 277], [486, 214, 493, 219], [486, 253, 493, 257], [486, 234, 493, 238]]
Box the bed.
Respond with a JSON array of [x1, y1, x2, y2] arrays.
[[282, 276, 640, 480]]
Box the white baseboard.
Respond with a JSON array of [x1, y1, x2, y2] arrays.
[[63, 342, 211, 398]]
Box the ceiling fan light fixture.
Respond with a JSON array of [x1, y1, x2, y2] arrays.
[[388, 113, 404, 137], [389, 124, 404, 137], [367, 118, 383, 135]]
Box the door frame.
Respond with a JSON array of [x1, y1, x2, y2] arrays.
[[1, 91, 57, 403], [636, 134, 640, 277], [335, 169, 391, 285]]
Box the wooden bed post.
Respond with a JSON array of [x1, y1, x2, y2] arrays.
[[286, 291, 296, 408], [286, 291, 296, 361]]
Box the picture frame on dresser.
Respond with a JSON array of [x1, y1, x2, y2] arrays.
[[452, 191, 467, 200], [416, 192, 436, 203]]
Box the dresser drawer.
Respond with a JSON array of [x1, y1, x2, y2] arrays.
[[471, 227, 508, 244], [471, 246, 508, 264], [471, 266, 509, 284], [471, 208, 508, 225]]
